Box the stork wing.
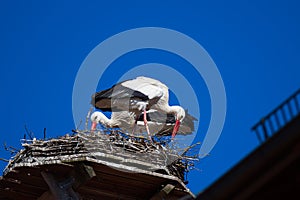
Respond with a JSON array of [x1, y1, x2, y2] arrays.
[[121, 77, 165, 99], [92, 77, 166, 111], [91, 84, 149, 111]]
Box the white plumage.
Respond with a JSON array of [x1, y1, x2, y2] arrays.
[[91, 76, 186, 139]]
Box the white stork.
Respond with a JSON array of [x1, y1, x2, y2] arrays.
[[91, 76, 186, 139]]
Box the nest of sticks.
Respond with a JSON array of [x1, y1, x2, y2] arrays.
[[3, 129, 198, 183]]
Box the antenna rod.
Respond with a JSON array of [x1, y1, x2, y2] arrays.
[[44, 128, 46, 139], [24, 125, 33, 140]]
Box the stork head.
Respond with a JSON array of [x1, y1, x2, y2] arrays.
[[175, 106, 186, 122], [90, 111, 108, 130]]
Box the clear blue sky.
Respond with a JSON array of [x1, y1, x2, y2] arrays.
[[1, 0, 300, 196]]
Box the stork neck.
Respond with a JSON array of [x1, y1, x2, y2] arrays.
[[166, 105, 185, 122], [95, 113, 114, 127], [102, 116, 112, 127], [165, 105, 181, 115]]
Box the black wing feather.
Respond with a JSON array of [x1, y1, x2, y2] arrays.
[[91, 84, 149, 111]]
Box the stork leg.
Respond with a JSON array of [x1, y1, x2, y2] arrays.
[[143, 109, 153, 142], [131, 115, 138, 137]]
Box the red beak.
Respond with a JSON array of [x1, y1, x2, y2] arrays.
[[171, 120, 181, 139], [91, 122, 97, 131]]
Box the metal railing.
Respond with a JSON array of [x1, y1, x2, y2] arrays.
[[252, 88, 300, 143]]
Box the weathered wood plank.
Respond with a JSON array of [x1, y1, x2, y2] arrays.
[[41, 171, 79, 200]]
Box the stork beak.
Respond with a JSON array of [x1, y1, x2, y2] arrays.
[[171, 120, 181, 139], [91, 122, 97, 131]]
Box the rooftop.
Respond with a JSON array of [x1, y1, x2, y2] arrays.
[[194, 88, 300, 199]]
